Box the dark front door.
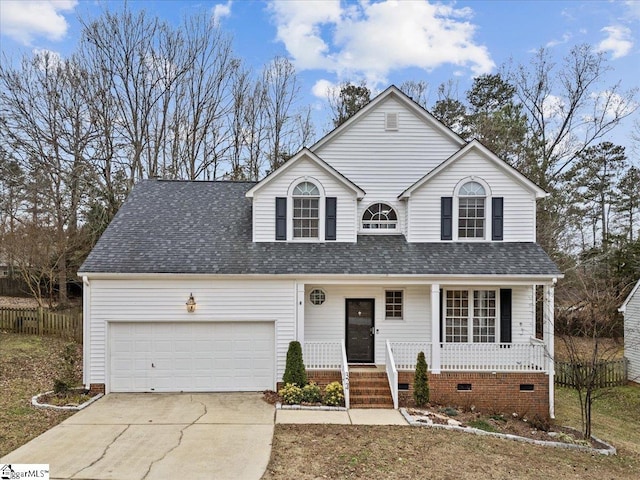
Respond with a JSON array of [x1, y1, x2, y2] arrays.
[[346, 299, 375, 363]]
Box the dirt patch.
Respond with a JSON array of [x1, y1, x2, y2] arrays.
[[36, 389, 98, 408], [263, 424, 639, 480], [555, 336, 623, 361]]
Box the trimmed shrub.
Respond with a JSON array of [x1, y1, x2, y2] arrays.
[[302, 382, 322, 403], [323, 381, 344, 406], [282, 341, 307, 387], [279, 383, 303, 405], [413, 351, 430, 407]]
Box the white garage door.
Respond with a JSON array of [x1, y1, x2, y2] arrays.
[[109, 322, 274, 392]]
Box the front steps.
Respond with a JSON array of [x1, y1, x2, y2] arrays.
[[349, 369, 394, 409]]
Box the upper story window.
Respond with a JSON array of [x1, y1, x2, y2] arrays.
[[458, 181, 485, 239], [292, 181, 320, 238], [362, 203, 397, 230]]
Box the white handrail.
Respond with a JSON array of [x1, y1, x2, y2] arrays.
[[340, 339, 350, 409], [385, 340, 399, 409]]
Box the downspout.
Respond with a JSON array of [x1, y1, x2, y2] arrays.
[[82, 276, 90, 389]]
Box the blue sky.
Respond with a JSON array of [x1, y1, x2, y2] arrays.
[[1, 0, 639, 151]]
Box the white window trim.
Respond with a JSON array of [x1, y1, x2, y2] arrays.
[[384, 289, 404, 320], [308, 287, 327, 306], [452, 177, 493, 242], [287, 177, 325, 242], [443, 288, 500, 343], [359, 200, 402, 234]]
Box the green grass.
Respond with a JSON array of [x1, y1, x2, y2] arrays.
[[555, 384, 640, 456], [0, 332, 81, 457], [468, 419, 499, 432]]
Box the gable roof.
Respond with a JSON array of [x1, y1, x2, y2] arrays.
[[245, 148, 365, 198], [399, 139, 548, 199], [311, 85, 466, 152], [79, 180, 561, 278], [620, 279, 640, 313]]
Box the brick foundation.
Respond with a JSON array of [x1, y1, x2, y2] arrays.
[[398, 371, 550, 419], [89, 383, 106, 395], [277, 370, 342, 391]]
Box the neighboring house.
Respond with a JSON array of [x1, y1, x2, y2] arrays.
[[620, 279, 640, 384], [79, 86, 562, 417]]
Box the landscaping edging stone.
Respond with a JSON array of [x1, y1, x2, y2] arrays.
[[276, 402, 347, 411], [32, 390, 104, 411], [400, 408, 617, 456]]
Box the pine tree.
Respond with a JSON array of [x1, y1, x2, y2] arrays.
[[413, 351, 429, 407]]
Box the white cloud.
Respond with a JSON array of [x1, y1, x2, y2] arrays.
[[0, 0, 77, 45], [269, 0, 494, 87], [212, 1, 233, 23], [542, 95, 565, 119], [545, 32, 572, 48], [312, 79, 338, 100], [597, 25, 633, 59]]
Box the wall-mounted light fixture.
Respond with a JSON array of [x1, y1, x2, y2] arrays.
[[186, 293, 197, 313]]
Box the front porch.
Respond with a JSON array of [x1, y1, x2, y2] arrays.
[[296, 281, 556, 417]]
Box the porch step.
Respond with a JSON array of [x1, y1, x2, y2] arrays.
[[348, 370, 394, 409]]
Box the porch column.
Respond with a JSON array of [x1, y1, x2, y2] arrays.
[[543, 283, 555, 418], [431, 284, 441, 374], [296, 282, 305, 343]]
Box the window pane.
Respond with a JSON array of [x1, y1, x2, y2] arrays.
[[385, 290, 403, 319], [472, 290, 496, 342], [362, 203, 398, 230], [445, 290, 468, 342], [293, 197, 319, 238]]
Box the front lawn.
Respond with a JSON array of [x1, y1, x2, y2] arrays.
[[263, 385, 640, 480], [0, 332, 81, 457]]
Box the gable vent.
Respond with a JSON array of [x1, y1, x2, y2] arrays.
[[385, 112, 399, 131]]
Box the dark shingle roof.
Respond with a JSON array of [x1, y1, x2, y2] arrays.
[[79, 180, 561, 277]]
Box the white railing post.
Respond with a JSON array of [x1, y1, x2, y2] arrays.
[[385, 340, 399, 409], [431, 284, 441, 373], [340, 339, 350, 409]]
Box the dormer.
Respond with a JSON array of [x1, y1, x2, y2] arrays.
[[246, 149, 365, 242]]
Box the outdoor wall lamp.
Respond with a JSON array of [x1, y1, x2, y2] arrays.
[[186, 293, 197, 313]]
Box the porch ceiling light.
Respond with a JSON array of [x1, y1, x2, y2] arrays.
[[186, 293, 197, 313]]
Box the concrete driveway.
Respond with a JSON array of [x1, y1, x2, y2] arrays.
[[1, 393, 274, 480]]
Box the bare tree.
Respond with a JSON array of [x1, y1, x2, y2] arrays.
[[555, 268, 626, 439]]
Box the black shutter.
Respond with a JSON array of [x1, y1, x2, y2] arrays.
[[439, 288, 444, 343], [441, 197, 453, 240], [492, 197, 504, 241], [500, 288, 512, 343], [275, 197, 286, 240], [325, 197, 337, 241]]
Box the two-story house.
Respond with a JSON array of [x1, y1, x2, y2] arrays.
[[79, 86, 562, 418]]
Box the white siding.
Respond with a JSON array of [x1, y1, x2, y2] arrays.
[[407, 150, 536, 242], [315, 97, 461, 237], [624, 285, 640, 383], [252, 156, 357, 242], [304, 284, 431, 364], [511, 285, 535, 342], [87, 278, 296, 387]]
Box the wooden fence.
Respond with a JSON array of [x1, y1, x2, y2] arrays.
[[555, 358, 628, 388], [0, 307, 82, 343]]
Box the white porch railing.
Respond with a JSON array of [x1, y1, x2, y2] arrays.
[[385, 340, 398, 409], [340, 339, 350, 409], [303, 341, 342, 369], [390, 342, 432, 370], [388, 339, 547, 372]]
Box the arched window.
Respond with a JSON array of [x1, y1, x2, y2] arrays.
[[458, 181, 486, 239], [362, 203, 398, 230], [292, 181, 320, 238]]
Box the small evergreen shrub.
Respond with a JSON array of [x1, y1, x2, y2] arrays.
[[278, 383, 303, 405], [323, 381, 344, 406], [302, 382, 322, 403], [53, 379, 71, 394], [53, 343, 79, 394], [413, 351, 430, 407], [282, 341, 307, 387]]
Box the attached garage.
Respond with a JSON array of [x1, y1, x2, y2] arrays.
[[109, 321, 275, 392]]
